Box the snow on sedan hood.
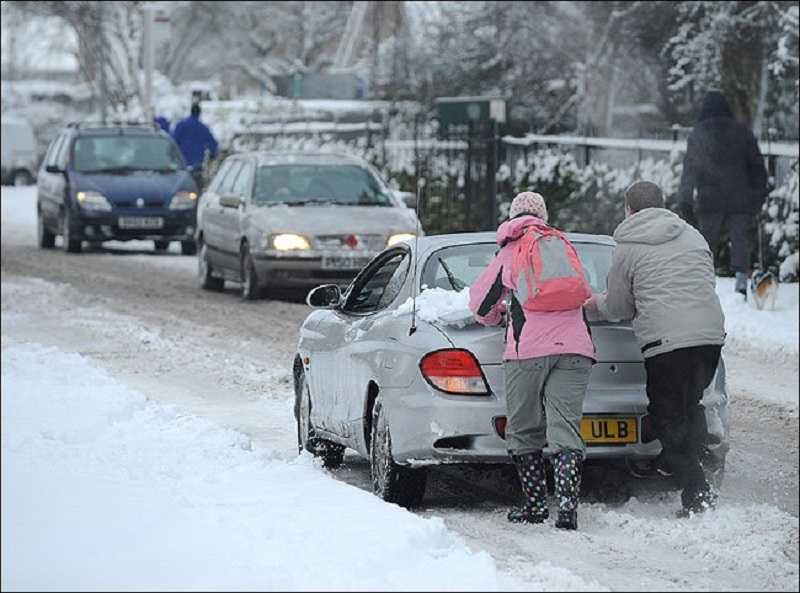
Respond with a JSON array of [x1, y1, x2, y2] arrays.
[[248, 203, 418, 236], [394, 287, 476, 327]]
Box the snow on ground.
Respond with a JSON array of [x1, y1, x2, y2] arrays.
[[1, 335, 603, 592]]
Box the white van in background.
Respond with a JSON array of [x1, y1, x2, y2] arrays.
[[1, 115, 38, 186]]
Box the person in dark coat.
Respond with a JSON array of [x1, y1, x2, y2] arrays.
[[172, 103, 218, 189], [677, 90, 769, 296]]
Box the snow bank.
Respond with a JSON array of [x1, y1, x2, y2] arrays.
[[1, 338, 597, 591], [394, 287, 475, 327], [717, 277, 799, 366]]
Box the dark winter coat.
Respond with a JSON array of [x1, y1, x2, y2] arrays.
[[593, 208, 726, 359], [678, 91, 768, 215], [154, 116, 170, 134], [172, 114, 218, 169]]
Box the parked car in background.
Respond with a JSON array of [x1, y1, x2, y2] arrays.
[[294, 232, 729, 507], [196, 152, 419, 299], [1, 115, 38, 186], [36, 121, 199, 254]]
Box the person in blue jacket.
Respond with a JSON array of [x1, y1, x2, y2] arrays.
[[154, 115, 170, 134], [172, 103, 218, 189]]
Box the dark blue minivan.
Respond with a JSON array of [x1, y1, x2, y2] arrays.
[[36, 121, 200, 254]]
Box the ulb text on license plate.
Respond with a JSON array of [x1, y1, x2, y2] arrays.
[[322, 256, 371, 270], [118, 216, 164, 229], [580, 417, 637, 444]]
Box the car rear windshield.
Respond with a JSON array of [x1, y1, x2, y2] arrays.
[[72, 135, 184, 173], [421, 241, 614, 293], [252, 164, 392, 206]]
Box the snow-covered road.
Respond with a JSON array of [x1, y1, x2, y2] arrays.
[[2, 186, 798, 591]]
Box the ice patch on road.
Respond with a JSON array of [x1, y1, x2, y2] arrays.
[[1, 338, 598, 591], [395, 287, 475, 327]]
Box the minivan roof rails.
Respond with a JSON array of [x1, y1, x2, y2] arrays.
[[66, 120, 160, 131]]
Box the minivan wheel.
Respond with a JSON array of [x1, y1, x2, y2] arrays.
[[295, 371, 345, 469], [198, 243, 224, 291], [154, 240, 170, 251], [240, 245, 261, 300], [181, 240, 197, 256], [37, 209, 55, 249], [370, 395, 427, 508], [61, 209, 82, 253]]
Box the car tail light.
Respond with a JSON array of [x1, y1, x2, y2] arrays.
[[419, 349, 490, 395], [493, 416, 507, 439]]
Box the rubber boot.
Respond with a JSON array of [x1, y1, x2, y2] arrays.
[[553, 449, 583, 530], [677, 481, 719, 518], [507, 451, 549, 524]]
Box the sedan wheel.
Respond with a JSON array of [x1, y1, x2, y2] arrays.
[[198, 243, 224, 291], [37, 209, 55, 249], [370, 395, 427, 508], [295, 371, 344, 469], [240, 245, 261, 300]]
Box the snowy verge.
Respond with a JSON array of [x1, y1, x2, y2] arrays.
[[1, 338, 600, 591]]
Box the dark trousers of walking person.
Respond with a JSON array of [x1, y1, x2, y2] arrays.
[[644, 344, 722, 512], [698, 211, 752, 274]]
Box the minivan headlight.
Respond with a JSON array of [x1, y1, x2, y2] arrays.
[[170, 191, 198, 210], [76, 191, 112, 212], [387, 233, 415, 246], [270, 233, 311, 251]]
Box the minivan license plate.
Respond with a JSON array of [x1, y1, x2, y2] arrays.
[[580, 417, 637, 444], [118, 216, 164, 229], [322, 255, 371, 270]]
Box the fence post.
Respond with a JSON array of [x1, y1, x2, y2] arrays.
[[671, 123, 680, 143], [584, 144, 591, 167]]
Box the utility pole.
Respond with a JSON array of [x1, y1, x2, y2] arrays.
[[142, 4, 156, 123], [97, 1, 107, 124]]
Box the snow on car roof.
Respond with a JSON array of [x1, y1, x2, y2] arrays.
[[416, 231, 615, 256]]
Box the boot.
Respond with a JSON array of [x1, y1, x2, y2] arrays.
[[507, 451, 549, 524], [735, 272, 747, 298], [553, 449, 583, 530], [677, 482, 718, 518]]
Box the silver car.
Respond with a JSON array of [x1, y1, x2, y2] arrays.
[[196, 152, 419, 298], [294, 232, 730, 507]]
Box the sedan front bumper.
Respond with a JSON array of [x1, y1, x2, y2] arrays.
[[251, 251, 380, 289]]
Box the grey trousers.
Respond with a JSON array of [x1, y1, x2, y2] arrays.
[[699, 211, 752, 273], [504, 355, 592, 455]]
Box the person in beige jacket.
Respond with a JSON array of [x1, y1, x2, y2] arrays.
[[584, 181, 726, 516]]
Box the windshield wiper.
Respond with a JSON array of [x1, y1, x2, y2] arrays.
[[79, 166, 149, 174], [438, 257, 466, 291]]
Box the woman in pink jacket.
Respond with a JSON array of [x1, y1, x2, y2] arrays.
[[469, 192, 595, 530]]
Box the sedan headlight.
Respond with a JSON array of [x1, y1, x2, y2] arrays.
[[169, 191, 198, 210], [270, 233, 311, 251], [76, 191, 112, 212], [387, 233, 415, 246]]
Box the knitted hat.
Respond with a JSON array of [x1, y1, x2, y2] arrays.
[[509, 191, 548, 221]]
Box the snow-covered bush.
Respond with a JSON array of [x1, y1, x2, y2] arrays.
[[764, 163, 799, 281]]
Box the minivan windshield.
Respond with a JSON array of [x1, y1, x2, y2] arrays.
[[421, 241, 614, 293], [72, 135, 184, 173], [252, 164, 392, 206]]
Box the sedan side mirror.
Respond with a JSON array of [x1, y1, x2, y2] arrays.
[[219, 193, 241, 209], [307, 284, 342, 309], [45, 165, 63, 174]]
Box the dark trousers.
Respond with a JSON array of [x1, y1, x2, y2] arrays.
[[644, 345, 722, 506], [699, 211, 751, 273]]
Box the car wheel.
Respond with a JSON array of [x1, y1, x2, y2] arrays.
[[61, 209, 82, 253], [37, 208, 55, 249], [295, 370, 345, 469], [154, 240, 170, 251], [12, 170, 33, 187], [240, 244, 261, 300], [181, 240, 197, 256], [370, 394, 427, 508], [198, 243, 224, 291]]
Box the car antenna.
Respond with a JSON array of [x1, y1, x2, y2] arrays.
[[409, 176, 425, 336]]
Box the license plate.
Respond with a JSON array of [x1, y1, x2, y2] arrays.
[[322, 255, 372, 270], [118, 216, 164, 229], [580, 417, 638, 444]]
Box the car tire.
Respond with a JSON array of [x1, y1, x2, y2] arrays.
[[240, 244, 261, 300], [37, 208, 55, 249], [12, 169, 33, 187], [370, 394, 427, 508], [295, 370, 345, 469], [181, 240, 197, 256], [198, 243, 224, 291], [61, 209, 82, 253], [154, 240, 170, 251]]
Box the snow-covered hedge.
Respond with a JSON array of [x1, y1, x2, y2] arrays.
[[764, 163, 799, 281]]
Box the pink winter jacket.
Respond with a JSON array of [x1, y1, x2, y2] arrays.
[[468, 215, 596, 362]]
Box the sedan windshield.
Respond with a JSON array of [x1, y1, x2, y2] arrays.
[[252, 164, 392, 206], [421, 242, 614, 293], [73, 135, 184, 173]]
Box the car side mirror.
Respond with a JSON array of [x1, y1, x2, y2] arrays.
[[45, 165, 63, 174], [220, 193, 241, 209], [306, 284, 342, 309]]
